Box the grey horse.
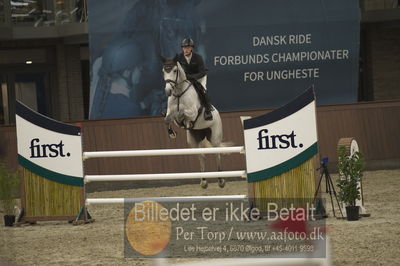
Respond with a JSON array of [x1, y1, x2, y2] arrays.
[[162, 57, 228, 189]]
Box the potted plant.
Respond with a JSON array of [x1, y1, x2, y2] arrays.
[[337, 146, 364, 221], [0, 162, 19, 226]]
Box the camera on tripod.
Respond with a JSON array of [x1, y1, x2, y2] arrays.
[[313, 156, 344, 218], [317, 157, 329, 170]]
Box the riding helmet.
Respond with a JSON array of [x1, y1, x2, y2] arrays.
[[181, 38, 194, 47]]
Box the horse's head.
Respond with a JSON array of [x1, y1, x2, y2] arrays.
[[161, 56, 187, 94]]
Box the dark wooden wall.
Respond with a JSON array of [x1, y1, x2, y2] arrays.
[[317, 100, 400, 168], [0, 125, 17, 169], [2, 100, 400, 177]]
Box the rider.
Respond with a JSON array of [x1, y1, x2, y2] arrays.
[[177, 38, 213, 121]]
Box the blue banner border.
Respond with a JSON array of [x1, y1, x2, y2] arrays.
[[16, 101, 81, 136], [243, 87, 315, 130]]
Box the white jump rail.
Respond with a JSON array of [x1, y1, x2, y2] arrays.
[[85, 170, 246, 183], [84, 146, 248, 204], [83, 146, 247, 183], [83, 146, 245, 160], [86, 195, 247, 204]]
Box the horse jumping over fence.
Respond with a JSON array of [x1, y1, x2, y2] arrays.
[[161, 56, 228, 189]]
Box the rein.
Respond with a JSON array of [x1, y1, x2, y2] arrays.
[[173, 81, 191, 112], [163, 62, 191, 112], [164, 62, 183, 88], [163, 62, 203, 129], [191, 106, 204, 128]]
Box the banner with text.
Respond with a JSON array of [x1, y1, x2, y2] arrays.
[[124, 198, 326, 258], [16, 101, 84, 186], [243, 88, 318, 182], [88, 0, 360, 119]]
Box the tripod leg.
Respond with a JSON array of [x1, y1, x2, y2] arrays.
[[326, 176, 337, 218], [313, 172, 324, 204], [325, 169, 343, 218], [325, 173, 329, 193]]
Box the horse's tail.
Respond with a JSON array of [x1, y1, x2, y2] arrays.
[[218, 142, 236, 156], [219, 141, 235, 148], [199, 139, 212, 149]]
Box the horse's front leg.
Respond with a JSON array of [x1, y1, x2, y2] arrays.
[[166, 123, 177, 139], [182, 107, 197, 129], [183, 120, 193, 130], [164, 101, 177, 139], [165, 120, 177, 139]]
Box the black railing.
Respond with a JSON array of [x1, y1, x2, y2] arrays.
[[0, 0, 87, 27]]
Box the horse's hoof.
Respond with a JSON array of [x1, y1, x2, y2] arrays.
[[168, 129, 177, 139], [218, 178, 225, 188], [200, 178, 208, 189]]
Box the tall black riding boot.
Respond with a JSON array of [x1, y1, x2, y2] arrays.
[[199, 91, 213, 121], [191, 80, 213, 121]]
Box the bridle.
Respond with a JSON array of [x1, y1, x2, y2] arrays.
[[163, 62, 191, 112], [164, 62, 185, 89], [162, 61, 204, 129]]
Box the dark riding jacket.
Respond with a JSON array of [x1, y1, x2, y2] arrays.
[[177, 52, 206, 81], [177, 52, 211, 111]]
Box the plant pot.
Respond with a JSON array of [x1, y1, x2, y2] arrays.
[[346, 206, 360, 221], [4, 215, 16, 226]]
